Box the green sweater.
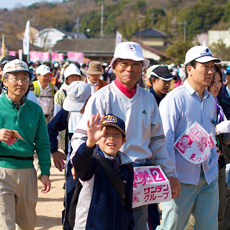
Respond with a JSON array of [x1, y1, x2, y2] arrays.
[[0, 93, 51, 175]]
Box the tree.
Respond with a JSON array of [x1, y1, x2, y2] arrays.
[[222, 2, 230, 22], [166, 40, 193, 64], [177, 3, 223, 41], [210, 40, 230, 61]]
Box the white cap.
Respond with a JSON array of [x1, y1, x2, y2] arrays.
[[63, 81, 91, 112], [184, 46, 221, 65], [54, 62, 59, 68], [110, 42, 150, 69], [146, 65, 159, 79], [64, 63, 82, 79], [36, 65, 51, 75], [3, 59, 30, 75]]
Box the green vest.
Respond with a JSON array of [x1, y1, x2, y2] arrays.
[[33, 80, 55, 98]]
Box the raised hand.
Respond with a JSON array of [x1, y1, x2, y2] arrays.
[[86, 113, 106, 148]]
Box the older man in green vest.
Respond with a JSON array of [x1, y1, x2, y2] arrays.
[[33, 64, 58, 124]]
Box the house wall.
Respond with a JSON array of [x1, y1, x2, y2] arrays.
[[133, 36, 165, 46], [142, 48, 160, 61], [34, 29, 64, 50], [208, 30, 230, 47]]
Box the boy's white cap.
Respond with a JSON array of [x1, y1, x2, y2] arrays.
[[3, 59, 30, 75], [64, 63, 82, 79], [184, 46, 221, 65], [110, 42, 150, 69], [63, 81, 91, 112], [36, 64, 51, 75]]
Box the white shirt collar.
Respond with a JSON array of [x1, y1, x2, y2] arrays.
[[87, 77, 98, 86]]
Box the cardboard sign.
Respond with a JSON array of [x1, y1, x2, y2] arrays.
[[4, 130, 25, 146], [132, 166, 172, 208], [174, 122, 216, 164]]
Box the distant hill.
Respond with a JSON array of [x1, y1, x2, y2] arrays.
[[0, 0, 229, 50]]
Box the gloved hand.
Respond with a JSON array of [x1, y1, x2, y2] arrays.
[[215, 120, 230, 135]]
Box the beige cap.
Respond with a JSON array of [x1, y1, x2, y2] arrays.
[[3, 59, 30, 75]]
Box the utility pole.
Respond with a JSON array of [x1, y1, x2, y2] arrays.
[[183, 21, 186, 42], [76, 16, 80, 34], [178, 21, 186, 41], [101, 4, 104, 38]]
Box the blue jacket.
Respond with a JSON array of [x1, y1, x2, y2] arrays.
[[72, 142, 134, 230], [47, 108, 72, 154], [149, 86, 165, 106], [219, 85, 230, 120]]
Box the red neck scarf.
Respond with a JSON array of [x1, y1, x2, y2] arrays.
[[114, 79, 137, 99]]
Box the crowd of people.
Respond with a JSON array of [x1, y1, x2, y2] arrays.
[[0, 41, 230, 230]]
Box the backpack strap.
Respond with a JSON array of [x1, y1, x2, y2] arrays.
[[93, 153, 125, 206], [67, 180, 82, 230], [64, 112, 71, 155], [49, 82, 55, 97]]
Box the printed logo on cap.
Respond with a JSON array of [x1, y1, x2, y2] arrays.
[[103, 115, 117, 124], [200, 48, 212, 57], [125, 44, 136, 51], [14, 61, 26, 69]]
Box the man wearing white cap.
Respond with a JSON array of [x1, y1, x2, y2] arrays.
[[0, 59, 51, 229], [33, 64, 58, 123], [71, 41, 180, 229], [157, 46, 222, 230]]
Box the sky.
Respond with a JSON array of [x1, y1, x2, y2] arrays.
[[0, 0, 61, 9]]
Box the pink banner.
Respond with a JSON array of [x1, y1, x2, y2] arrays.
[[57, 53, 64, 62], [18, 49, 22, 60], [30, 51, 41, 62], [41, 52, 50, 62], [9, 51, 17, 56], [67, 52, 83, 62], [51, 52, 58, 62]]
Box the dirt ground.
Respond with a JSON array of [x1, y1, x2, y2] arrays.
[[35, 162, 65, 230]]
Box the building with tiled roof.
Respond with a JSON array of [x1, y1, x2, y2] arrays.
[[53, 38, 175, 64], [132, 27, 169, 51]]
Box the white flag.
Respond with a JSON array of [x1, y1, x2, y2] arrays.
[[115, 31, 122, 49], [23, 20, 30, 55]]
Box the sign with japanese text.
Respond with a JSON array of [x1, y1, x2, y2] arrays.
[[3, 130, 25, 146], [174, 122, 216, 164], [132, 166, 172, 208]]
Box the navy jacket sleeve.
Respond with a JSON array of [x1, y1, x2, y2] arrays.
[[72, 142, 98, 180], [47, 108, 69, 154]]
